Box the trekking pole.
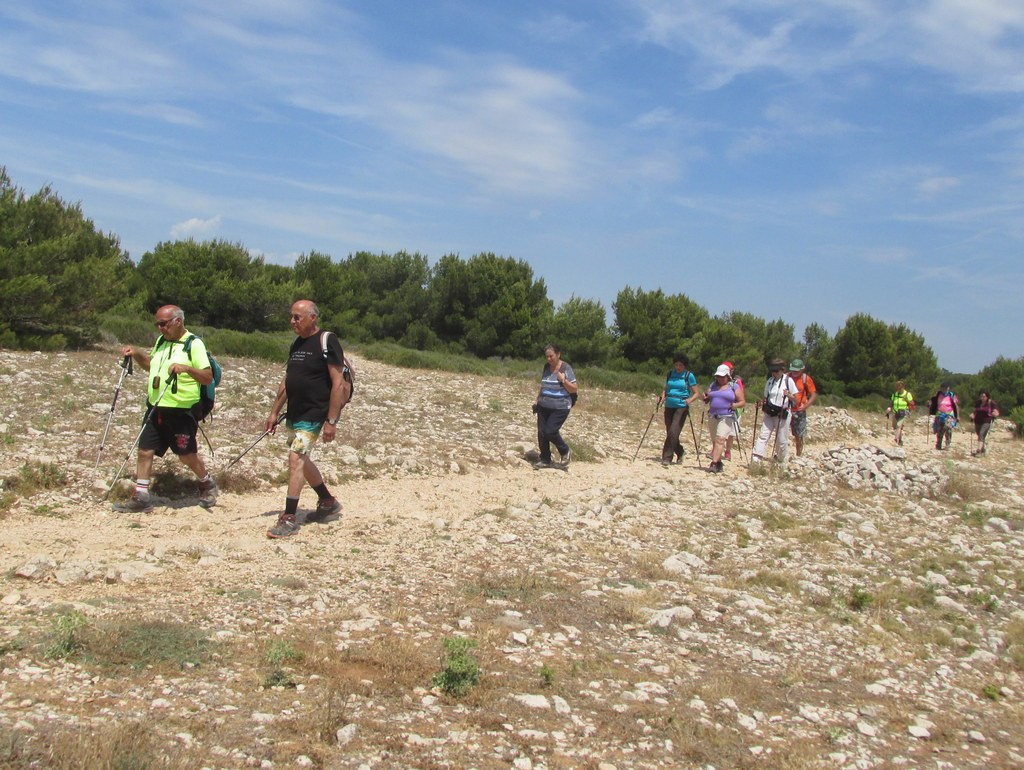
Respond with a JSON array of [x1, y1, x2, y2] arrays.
[[698, 408, 706, 460], [749, 402, 760, 455], [95, 355, 133, 469], [197, 423, 215, 458], [104, 373, 177, 499], [632, 397, 663, 462], [733, 415, 747, 462], [225, 413, 287, 470], [688, 409, 702, 468]]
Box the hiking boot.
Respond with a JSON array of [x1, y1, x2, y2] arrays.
[[197, 478, 219, 509], [533, 459, 551, 469], [113, 494, 153, 513], [560, 448, 571, 467], [267, 514, 299, 539], [661, 458, 672, 466], [307, 496, 342, 523]]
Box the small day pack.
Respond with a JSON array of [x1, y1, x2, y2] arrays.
[[183, 334, 222, 421], [319, 331, 355, 407]]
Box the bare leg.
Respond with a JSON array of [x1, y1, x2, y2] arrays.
[[135, 449, 156, 481], [178, 452, 208, 479]]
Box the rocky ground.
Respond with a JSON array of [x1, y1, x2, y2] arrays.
[[0, 347, 1022, 770]]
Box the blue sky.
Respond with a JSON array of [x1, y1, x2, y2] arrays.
[[2, 1, 1022, 373]]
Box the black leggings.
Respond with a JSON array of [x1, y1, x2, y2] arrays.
[[537, 406, 571, 462]]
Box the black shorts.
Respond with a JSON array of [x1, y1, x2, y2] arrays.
[[139, 407, 198, 457]]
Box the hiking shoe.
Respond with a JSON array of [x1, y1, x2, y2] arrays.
[[560, 448, 572, 467], [197, 478, 219, 509], [307, 496, 342, 523], [267, 514, 299, 539], [113, 494, 153, 513], [533, 460, 551, 469], [661, 458, 672, 466]]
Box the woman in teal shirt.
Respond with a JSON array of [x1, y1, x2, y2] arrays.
[[661, 353, 700, 465]]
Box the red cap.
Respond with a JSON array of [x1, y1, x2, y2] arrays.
[[722, 361, 733, 369]]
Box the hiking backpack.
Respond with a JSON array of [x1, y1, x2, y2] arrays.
[[319, 331, 355, 407], [183, 334, 222, 421]]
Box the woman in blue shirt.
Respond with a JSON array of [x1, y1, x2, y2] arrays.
[[661, 352, 700, 465]]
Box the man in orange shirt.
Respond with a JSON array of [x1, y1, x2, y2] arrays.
[[788, 359, 817, 457]]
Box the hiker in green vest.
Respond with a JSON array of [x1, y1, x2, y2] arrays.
[[114, 305, 218, 513], [885, 380, 915, 447]]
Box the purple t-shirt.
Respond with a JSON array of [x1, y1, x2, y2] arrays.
[[707, 382, 738, 416]]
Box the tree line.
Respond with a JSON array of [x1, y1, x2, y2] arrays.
[[3, 167, 1022, 415]]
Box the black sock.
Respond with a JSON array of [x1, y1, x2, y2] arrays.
[[312, 483, 331, 501], [285, 497, 299, 517]]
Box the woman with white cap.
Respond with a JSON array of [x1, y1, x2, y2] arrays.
[[704, 364, 745, 473]]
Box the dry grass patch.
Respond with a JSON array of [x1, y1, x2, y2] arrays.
[[461, 565, 555, 606], [308, 632, 439, 693], [0, 721, 202, 770], [215, 468, 262, 493], [744, 568, 802, 596], [598, 591, 659, 627], [1, 461, 68, 513], [1006, 618, 1024, 669], [942, 468, 989, 503], [628, 551, 677, 583]]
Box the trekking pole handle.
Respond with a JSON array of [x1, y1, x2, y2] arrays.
[[122, 354, 133, 375]]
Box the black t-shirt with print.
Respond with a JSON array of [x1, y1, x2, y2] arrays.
[[285, 332, 344, 423]]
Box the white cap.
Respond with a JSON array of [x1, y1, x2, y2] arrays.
[[714, 364, 731, 378]]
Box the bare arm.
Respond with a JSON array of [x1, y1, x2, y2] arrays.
[[321, 363, 345, 443]]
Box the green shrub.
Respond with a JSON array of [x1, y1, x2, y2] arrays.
[[45, 612, 86, 660], [431, 636, 481, 696], [1009, 406, 1024, 439], [847, 586, 873, 612]]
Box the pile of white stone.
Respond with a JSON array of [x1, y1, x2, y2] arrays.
[[809, 443, 947, 496], [812, 406, 872, 437]]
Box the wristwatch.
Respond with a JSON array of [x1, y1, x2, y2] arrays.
[[327, 417, 339, 425]]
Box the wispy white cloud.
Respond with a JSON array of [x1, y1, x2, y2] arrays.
[[916, 175, 960, 198], [907, 0, 1024, 92], [628, 0, 885, 88], [0, 6, 179, 94], [522, 12, 591, 43], [170, 215, 222, 239], [865, 246, 911, 264], [113, 103, 207, 128], [629, 0, 1024, 94]]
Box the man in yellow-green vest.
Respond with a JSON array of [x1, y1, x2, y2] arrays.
[[114, 305, 218, 513], [885, 380, 915, 447]]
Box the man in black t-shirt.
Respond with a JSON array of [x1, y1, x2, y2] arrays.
[[265, 300, 347, 538]]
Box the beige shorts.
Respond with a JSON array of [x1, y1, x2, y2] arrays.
[[709, 414, 736, 439]]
